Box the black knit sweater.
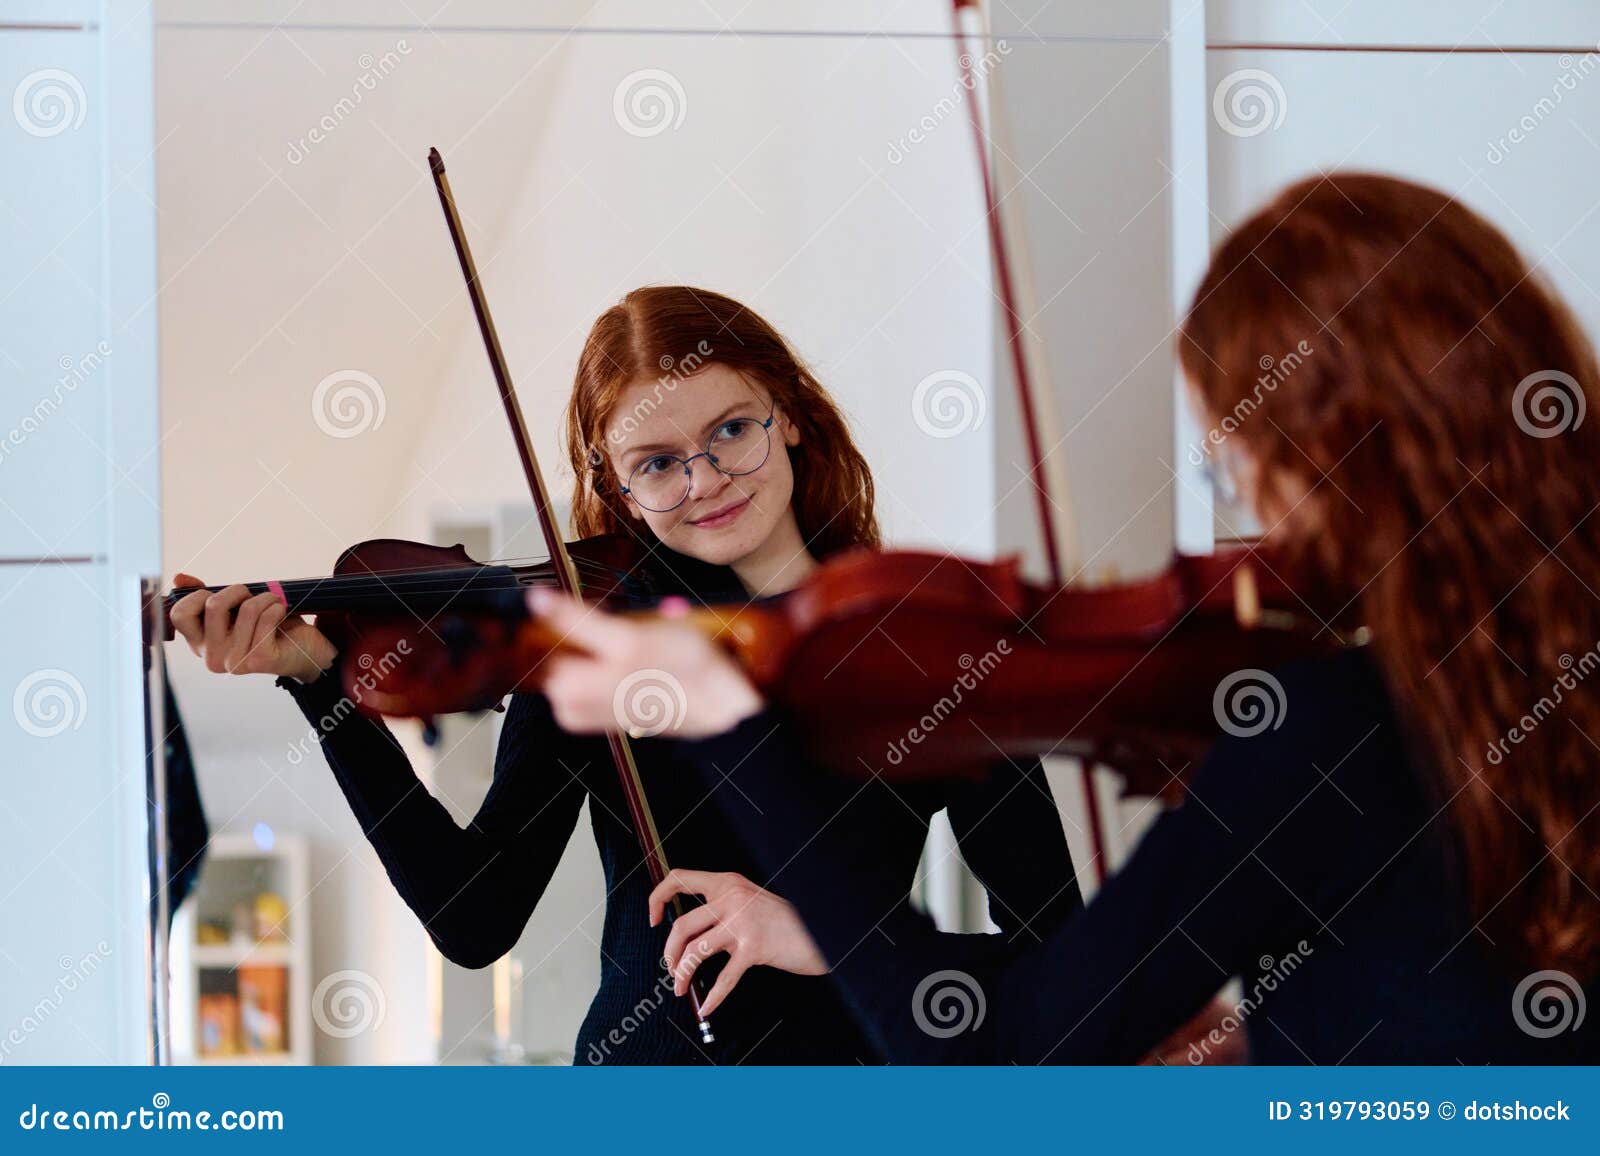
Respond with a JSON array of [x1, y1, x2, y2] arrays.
[[679, 650, 1600, 1063], [281, 590, 1080, 1064]]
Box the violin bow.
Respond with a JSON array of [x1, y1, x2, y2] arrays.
[[427, 148, 715, 1046], [950, 2, 1112, 882]]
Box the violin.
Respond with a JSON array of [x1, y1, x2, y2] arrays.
[[162, 527, 1363, 805], [287, 537, 1364, 803]]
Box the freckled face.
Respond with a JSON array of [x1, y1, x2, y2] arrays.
[[604, 364, 802, 567]]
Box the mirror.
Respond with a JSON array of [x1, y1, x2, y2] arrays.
[[152, 15, 1027, 1065]]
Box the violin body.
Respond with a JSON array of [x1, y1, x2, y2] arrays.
[[310, 533, 652, 715]]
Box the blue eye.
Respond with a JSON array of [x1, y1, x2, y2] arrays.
[[717, 419, 751, 439], [636, 455, 678, 477]]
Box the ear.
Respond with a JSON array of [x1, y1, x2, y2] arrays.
[[780, 411, 802, 448]]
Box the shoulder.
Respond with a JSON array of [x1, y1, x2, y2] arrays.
[[1215, 648, 1395, 759], [1190, 648, 1421, 835]]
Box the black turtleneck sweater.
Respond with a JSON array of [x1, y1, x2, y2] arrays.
[[678, 650, 1598, 1064]]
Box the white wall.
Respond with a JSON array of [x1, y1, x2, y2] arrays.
[[388, 25, 997, 554], [1199, 3, 1600, 535]]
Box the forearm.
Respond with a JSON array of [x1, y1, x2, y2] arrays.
[[279, 673, 574, 966], [946, 757, 1084, 944]]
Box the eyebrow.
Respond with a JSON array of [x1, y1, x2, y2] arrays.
[[619, 403, 754, 462]]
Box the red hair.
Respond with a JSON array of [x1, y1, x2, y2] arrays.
[[1181, 172, 1600, 976], [565, 286, 879, 558]]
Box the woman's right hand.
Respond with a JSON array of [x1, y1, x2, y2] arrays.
[[169, 572, 338, 684]]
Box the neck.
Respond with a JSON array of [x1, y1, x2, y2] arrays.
[[731, 508, 819, 596]]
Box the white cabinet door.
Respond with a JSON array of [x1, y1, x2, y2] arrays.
[[0, 562, 127, 1064], [0, 5, 159, 1066], [0, 29, 107, 558]]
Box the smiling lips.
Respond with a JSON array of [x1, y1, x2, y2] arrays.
[[687, 496, 751, 530]]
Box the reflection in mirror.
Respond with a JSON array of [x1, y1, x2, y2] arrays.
[[155, 20, 1013, 1065]]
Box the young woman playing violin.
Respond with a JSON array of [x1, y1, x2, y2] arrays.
[[531, 174, 1600, 1062], [169, 285, 1081, 1064]]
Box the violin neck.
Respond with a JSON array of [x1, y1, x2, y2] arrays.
[[658, 604, 789, 689], [160, 567, 545, 641]]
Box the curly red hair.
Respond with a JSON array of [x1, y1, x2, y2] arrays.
[[1181, 172, 1600, 977]]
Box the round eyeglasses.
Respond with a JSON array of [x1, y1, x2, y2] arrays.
[[618, 406, 777, 513], [1197, 451, 1241, 507]]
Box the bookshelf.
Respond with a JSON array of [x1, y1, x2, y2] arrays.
[[170, 832, 312, 1065]]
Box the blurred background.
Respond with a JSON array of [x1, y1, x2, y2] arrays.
[[3, 0, 1599, 1064]]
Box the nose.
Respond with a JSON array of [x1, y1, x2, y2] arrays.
[[684, 454, 729, 502]]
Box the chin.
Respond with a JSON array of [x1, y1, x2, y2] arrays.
[[669, 535, 750, 567]]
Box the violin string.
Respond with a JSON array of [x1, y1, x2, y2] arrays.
[[164, 556, 642, 601], [266, 563, 607, 590], [164, 577, 616, 605], [167, 552, 624, 589], [165, 576, 594, 601]]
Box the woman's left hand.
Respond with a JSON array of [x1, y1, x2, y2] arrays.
[[649, 869, 828, 1015], [528, 588, 765, 738]]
